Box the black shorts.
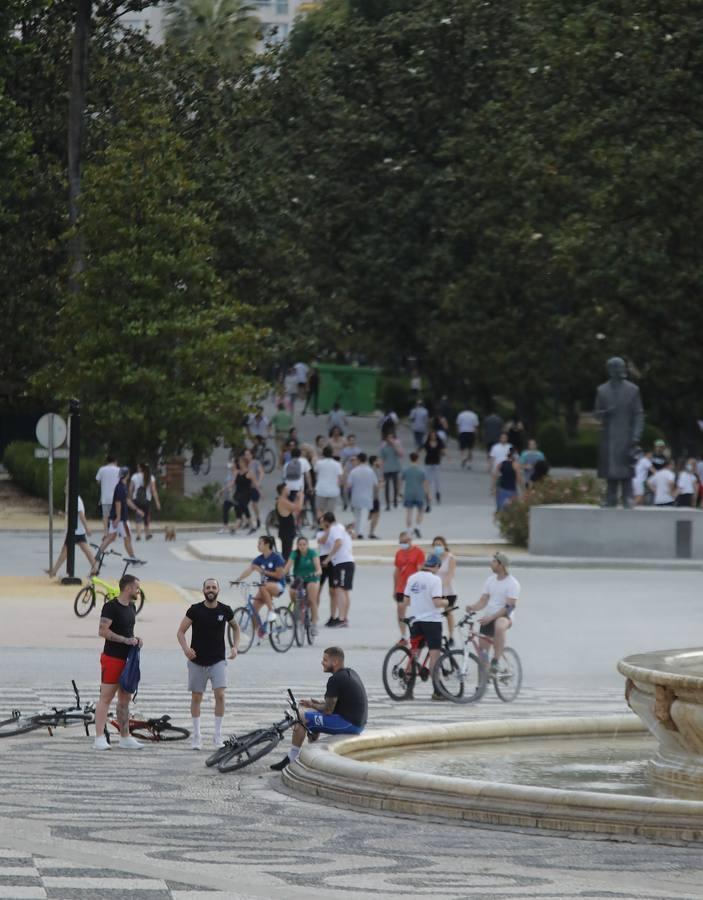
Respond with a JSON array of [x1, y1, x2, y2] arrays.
[[480, 616, 510, 637], [371, 499, 380, 515], [319, 556, 330, 586], [395, 592, 405, 604], [331, 561, 355, 590], [250, 488, 260, 503], [67, 532, 88, 544], [410, 620, 442, 650], [459, 433, 475, 450], [445, 594, 457, 610]]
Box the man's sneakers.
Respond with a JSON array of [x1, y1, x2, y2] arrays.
[[413, 528, 421, 538], [118, 735, 144, 749], [191, 734, 203, 751], [270, 755, 290, 771], [94, 735, 110, 751], [324, 617, 339, 628]]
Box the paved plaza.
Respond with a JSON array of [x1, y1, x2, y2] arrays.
[[2, 416, 703, 898]]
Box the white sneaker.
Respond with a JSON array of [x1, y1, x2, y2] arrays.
[[213, 736, 224, 748], [191, 735, 203, 750], [118, 735, 144, 749], [269, 611, 278, 621], [94, 735, 111, 750], [217, 528, 227, 534]]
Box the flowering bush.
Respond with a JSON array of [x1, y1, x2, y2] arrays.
[[496, 474, 602, 547]]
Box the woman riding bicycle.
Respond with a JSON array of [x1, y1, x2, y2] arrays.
[[283, 536, 322, 636]]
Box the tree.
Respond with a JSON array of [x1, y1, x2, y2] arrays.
[[165, 0, 260, 66], [34, 103, 265, 460]]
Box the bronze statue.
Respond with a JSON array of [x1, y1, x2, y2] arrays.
[[594, 357, 644, 508]]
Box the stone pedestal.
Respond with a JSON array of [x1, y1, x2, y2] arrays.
[[529, 505, 703, 559]]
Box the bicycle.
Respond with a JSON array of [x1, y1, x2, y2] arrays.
[[105, 714, 189, 744], [205, 689, 310, 773], [227, 581, 295, 653], [291, 578, 315, 647], [381, 609, 456, 701], [432, 612, 523, 704], [0, 680, 95, 738], [73, 546, 146, 618], [250, 436, 276, 474]]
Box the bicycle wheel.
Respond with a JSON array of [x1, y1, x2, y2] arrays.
[[269, 607, 295, 653], [73, 585, 96, 618], [432, 649, 486, 703], [492, 648, 523, 703], [293, 600, 305, 647], [0, 714, 44, 738], [131, 722, 190, 742], [262, 447, 276, 474], [133, 588, 145, 616], [382, 645, 416, 701], [217, 729, 281, 773], [205, 729, 269, 768], [305, 607, 315, 646], [230, 607, 255, 653]]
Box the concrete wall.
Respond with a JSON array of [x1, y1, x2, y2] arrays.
[[529, 504, 703, 559]]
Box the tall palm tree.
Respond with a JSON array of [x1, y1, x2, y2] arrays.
[[165, 0, 261, 65]]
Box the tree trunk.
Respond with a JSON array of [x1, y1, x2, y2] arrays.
[[67, 0, 92, 280]]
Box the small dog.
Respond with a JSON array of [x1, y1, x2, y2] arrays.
[[164, 526, 177, 542]]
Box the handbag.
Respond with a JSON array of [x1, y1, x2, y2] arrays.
[[119, 646, 141, 697]]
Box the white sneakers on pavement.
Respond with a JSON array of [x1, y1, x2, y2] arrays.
[[94, 735, 111, 751], [191, 735, 203, 751], [118, 735, 144, 750]]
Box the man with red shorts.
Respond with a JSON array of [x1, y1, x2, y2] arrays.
[[94, 574, 144, 750]]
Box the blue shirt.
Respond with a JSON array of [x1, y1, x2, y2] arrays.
[[253, 552, 286, 588]]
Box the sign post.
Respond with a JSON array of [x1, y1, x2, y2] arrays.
[[35, 413, 68, 574], [63, 399, 82, 585]]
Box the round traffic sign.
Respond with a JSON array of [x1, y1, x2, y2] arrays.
[[36, 413, 67, 449]]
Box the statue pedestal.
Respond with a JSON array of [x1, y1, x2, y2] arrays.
[[619, 649, 703, 794], [529, 504, 703, 559]]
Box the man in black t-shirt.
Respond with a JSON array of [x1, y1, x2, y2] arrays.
[[94, 574, 144, 750], [270, 646, 367, 771], [177, 578, 239, 750]]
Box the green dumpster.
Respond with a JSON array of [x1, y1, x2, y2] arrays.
[[317, 364, 378, 415]]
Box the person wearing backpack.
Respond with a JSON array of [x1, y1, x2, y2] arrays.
[[283, 447, 311, 501], [129, 463, 161, 541], [93, 574, 144, 750]]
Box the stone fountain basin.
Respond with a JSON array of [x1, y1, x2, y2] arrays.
[[282, 716, 703, 843], [618, 648, 703, 789]]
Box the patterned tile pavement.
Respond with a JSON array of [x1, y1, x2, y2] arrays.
[[1, 682, 703, 899]]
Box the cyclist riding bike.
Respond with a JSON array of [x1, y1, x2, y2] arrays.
[[235, 535, 286, 626], [282, 536, 322, 636], [466, 551, 519, 670]]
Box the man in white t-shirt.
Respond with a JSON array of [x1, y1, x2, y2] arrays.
[[319, 512, 354, 628], [404, 555, 448, 697], [409, 400, 429, 449], [648, 461, 676, 506], [247, 407, 270, 440], [632, 451, 653, 506], [95, 456, 121, 533], [315, 446, 343, 515], [347, 453, 378, 539], [294, 362, 309, 399], [456, 408, 479, 469], [466, 552, 520, 668], [488, 433, 512, 474]]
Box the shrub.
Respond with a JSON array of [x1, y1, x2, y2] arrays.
[[536, 421, 567, 465], [3, 441, 102, 511], [496, 474, 602, 547], [159, 485, 221, 522], [378, 374, 412, 415]]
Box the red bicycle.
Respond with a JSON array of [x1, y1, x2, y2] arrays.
[[381, 610, 454, 701]]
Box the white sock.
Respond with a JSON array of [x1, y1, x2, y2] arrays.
[[288, 747, 300, 762], [192, 717, 201, 736], [269, 610, 277, 621], [214, 716, 223, 741]]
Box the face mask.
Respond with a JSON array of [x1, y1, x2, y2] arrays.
[[433, 545, 444, 553], [686, 465, 694, 473], [399, 542, 410, 550]]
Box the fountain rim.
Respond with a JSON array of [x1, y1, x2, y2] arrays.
[[617, 647, 703, 690]]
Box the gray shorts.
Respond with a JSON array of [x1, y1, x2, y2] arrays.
[[316, 496, 337, 515], [101, 503, 112, 518], [187, 659, 227, 693]]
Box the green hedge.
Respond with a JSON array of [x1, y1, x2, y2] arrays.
[[496, 474, 602, 547], [3, 441, 102, 511]]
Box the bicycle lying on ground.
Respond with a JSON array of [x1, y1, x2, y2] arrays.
[[0, 680, 95, 738], [432, 612, 523, 704], [104, 714, 190, 744], [205, 689, 309, 773], [382, 608, 456, 701], [227, 581, 295, 653], [73, 546, 146, 618]]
